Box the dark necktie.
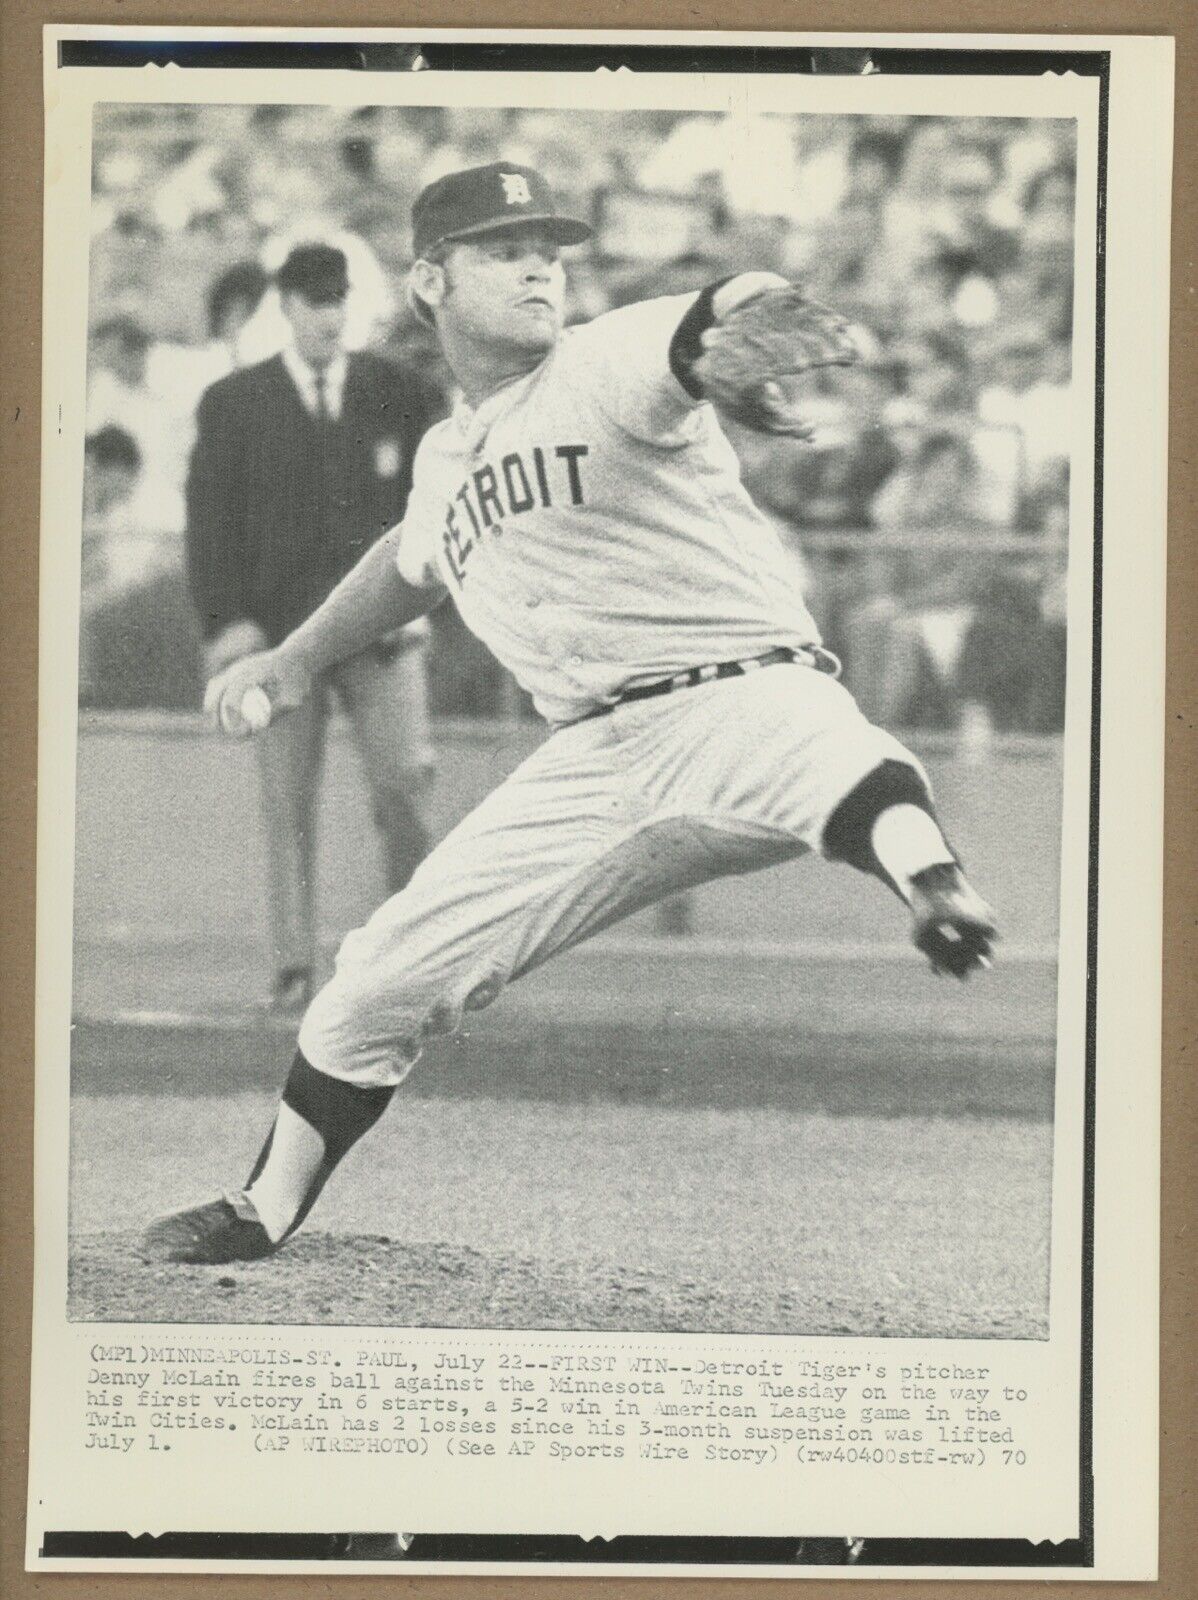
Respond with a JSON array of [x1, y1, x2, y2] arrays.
[[313, 369, 330, 422]]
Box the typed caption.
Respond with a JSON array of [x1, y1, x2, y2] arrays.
[[85, 1340, 1035, 1474]]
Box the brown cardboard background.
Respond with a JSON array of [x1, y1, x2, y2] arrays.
[[1, 7, 1192, 1596]]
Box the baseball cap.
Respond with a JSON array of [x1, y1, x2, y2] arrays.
[[412, 162, 592, 258], [275, 243, 350, 304]]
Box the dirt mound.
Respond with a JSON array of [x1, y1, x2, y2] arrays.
[[69, 1230, 1040, 1338]]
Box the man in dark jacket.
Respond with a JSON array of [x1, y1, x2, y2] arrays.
[[186, 243, 443, 1011]]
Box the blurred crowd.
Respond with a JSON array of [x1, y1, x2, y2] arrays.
[[82, 105, 1075, 734]]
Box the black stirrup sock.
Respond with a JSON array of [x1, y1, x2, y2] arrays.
[[245, 1051, 396, 1240], [822, 759, 942, 900]]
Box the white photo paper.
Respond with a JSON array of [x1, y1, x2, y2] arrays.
[[29, 26, 1170, 1581]]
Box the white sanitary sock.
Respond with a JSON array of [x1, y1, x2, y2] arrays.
[[243, 1103, 326, 1242], [870, 804, 956, 902]]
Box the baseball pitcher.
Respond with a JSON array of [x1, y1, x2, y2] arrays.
[[146, 163, 997, 1264]]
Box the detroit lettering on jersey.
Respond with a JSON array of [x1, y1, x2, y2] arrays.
[[396, 291, 822, 725], [442, 444, 588, 585]]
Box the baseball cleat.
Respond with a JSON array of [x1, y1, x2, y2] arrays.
[[142, 1192, 277, 1264], [908, 862, 997, 979]]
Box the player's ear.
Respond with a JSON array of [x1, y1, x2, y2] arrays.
[[409, 258, 447, 315]]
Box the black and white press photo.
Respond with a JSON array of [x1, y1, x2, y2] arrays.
[[72, 93, 1074, 1336], [28, 28, 1170, 1580]]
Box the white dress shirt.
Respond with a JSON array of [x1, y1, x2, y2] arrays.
[[282, 347, 348, 421]]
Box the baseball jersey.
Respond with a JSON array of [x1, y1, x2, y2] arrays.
[[395, 292, 821, 725]]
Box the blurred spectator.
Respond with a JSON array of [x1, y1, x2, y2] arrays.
[[958, 554, 1068, 736], [1017, 455, 1070, 536], [731, 358, 904, 650], [934, 145, 1019, 272], [82, 426, 145, 698], [142, 261, 272, 449], [811, 129, 906, 301], [841, 427, 1066, 732], [83, 424, 141, 535], [509, 109, 619, 213], [81, 427, 203, 709], [637, 112, 803, 222], [1018, 162, 1076, 337], [209, 259, 270, 342], [417, 109, 533, 195], [185, 243, 442, 1011], [870, 428, 989, 533], [86, 315, 190, 534], [81, 423, 174, 623], [842, 432, 990, 725], [977, 323, 1071, 506]]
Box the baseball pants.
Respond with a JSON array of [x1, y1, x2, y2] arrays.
[[298, 661, 924, 1086], [257, 639, 433, 975]]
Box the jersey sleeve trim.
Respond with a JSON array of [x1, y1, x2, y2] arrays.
[[667, 277, 734, 399]]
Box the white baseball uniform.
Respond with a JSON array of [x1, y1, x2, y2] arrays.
[[298, 293, 923, 1086]]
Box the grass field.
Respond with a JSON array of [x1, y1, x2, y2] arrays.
[[65, 719, 1060, 1342], [69, 1086, 1051, 1337]]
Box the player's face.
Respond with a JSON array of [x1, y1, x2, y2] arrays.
[[440, 227, 566, 353], [280, 291, 348, 369]]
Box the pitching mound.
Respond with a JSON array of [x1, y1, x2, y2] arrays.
[[69, 1230, 1044, 1338]]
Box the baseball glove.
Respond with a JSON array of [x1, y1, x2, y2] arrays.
[[692, 286, 859, 438]]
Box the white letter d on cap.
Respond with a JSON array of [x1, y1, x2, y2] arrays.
[[500, 172, 532, 206]]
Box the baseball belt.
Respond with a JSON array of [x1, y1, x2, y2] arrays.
[[572, 643, 842, 725]]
